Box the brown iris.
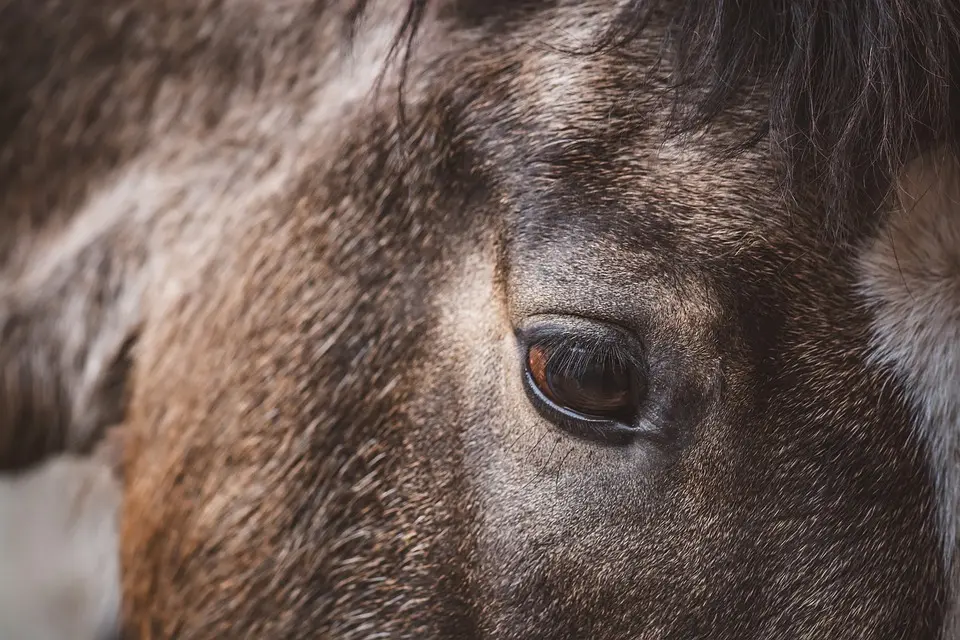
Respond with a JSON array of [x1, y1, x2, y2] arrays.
[[527, 342, 635, 421]]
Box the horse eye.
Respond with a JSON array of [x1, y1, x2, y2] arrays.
[[527, 344, 635, 421]]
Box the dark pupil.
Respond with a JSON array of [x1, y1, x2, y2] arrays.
[[530, 344, 634, 418]]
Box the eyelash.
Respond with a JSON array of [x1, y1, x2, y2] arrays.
[[517, 323, 649, 447], [523, 327, 644, 382], [532, 334, 637, 381]]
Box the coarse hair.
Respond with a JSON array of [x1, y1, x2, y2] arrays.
[[350, 0, 960, 235]]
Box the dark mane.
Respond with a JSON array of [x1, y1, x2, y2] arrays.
[[354, 0, 960, 236]]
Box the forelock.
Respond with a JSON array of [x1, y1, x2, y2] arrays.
[[351, 0, 960, 240]]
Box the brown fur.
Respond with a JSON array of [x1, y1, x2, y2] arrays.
[[0, 1, 952, 638]]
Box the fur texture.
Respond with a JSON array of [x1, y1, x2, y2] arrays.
[[373, 0, 960, 234], [860, 154, 960, 638], [0, 0, 958, 638]]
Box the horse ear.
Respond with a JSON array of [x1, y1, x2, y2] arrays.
[[858, 151, 960, 637], [0, 225, 143, 471]]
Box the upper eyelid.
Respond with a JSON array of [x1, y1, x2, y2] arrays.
[[518, 322, 647, 375], [518, 312, 642, 339]]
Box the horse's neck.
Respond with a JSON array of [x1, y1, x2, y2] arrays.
[[0, 0, 403, 467]]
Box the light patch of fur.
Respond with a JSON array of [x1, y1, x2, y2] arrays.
[[650, 133, 714, 172], [858, 153, 960, 635], [0, 456, 121, 640]]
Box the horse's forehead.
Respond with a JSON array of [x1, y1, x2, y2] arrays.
[[442, 35, 795, 252]]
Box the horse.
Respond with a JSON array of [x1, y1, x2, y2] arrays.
[[0, 0, 958, 637]]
